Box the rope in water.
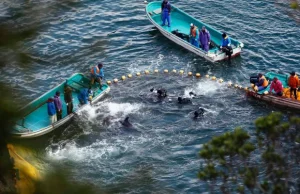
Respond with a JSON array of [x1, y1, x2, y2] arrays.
[[105, 69, 249, 91]]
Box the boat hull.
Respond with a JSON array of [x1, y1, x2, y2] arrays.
[[247, 90, 300, 111]]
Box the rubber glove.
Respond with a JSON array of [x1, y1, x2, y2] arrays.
[[220, 46, 222, 49]]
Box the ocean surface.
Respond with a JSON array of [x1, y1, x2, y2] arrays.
[[1, 0, 300, 193]]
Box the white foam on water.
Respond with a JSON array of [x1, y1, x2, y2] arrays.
[[103, 102, 144, 116], [47, 135, 150, 163], [183, 79, 227, 99]]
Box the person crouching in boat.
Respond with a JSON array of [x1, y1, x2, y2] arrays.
[[220, 33, 233, 61], [252, 73, 269, 92], [268, 77, 283, 96], [54, 91, 63, 121], [288, 71, 299, 100], [190, 23, 199, 47], [47, 98, 57, 124], [199, 26, 211, 52], [90, 63, 104, 90], [78, 87, 93, 105], [161, 0, 171, 27]]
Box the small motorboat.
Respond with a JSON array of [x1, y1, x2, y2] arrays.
[[12, 73, 110, 138], [145, 1, 244, 62], [247, 72, 300, 110]]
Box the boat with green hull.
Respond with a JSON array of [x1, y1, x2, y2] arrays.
[[145, 1, 244, 62], [12, 73, 110, 138]]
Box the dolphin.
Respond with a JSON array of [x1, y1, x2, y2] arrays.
[[119, 117, 133, 128], [193, 108, 205, 119]]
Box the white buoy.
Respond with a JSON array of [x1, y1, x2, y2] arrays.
[[219, 79, 224, 83], [164, 69, 168, 73], [179, 70, 184, 75], [121, 76, 126, 81], [145, 70, 150, 74], [188, 72, 193, 76], [128, 74, 132, 78], [211, 76, 216, 80], [196, 73, 201, 78], [113, 78, 118, 83], [205, 74, 209, 78], [172, 69, 177, 73], [106, 80, 111, 85], [136, 72, 141, 76], [154, 69, 159, 73]]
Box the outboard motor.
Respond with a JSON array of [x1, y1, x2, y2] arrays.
[[250, 74, 259, 84]]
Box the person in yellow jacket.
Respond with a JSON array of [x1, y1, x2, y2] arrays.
[[254, 73, 269, 92]]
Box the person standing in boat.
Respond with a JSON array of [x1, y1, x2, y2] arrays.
[[189, 23, 199, 47], [54, 91, 63, 120], [220, 33, 233, 61], [253, 73, 269, 92], [268, 77, 283, 96], [199, 26, 211, 52], [90, 63, 104, 90], [47, 97, 57, 124], [64, 85, 73, 115], [288, 71, 299, 100], [161, 0, 171, 27]]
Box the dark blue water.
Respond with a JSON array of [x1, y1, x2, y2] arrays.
[[1, 0, 300, 193]]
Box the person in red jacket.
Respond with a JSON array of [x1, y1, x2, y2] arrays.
[[269, 77, 283, 96], [288, 71, 299, 99]]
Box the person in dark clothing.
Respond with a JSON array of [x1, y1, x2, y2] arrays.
[[64, 85, 73, 115], [53, 91, 63, 120], [161, 0, 171, 27]]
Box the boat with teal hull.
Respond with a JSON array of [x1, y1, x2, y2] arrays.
[[12, 73, 110, 138], [145, 1, 244, 62], [247, 72, 300, 110]]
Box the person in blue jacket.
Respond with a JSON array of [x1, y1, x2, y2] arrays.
[[220, 33, 233, 61], [161, 0, 171, 27], [47, 97, 57, 124], [90, 63, 104, 90], [78, 87, 93, 105]]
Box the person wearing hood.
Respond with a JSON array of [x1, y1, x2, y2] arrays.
[[199, 26, 211, 52], [269, 77, 283, 96], [53, 91, 63, 120], [90, 63, 104, 90], [220, 33, 233, 61], [47, 98, 57, 124], [189, 23, 199, 47], [161, 0, 171, 27]]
